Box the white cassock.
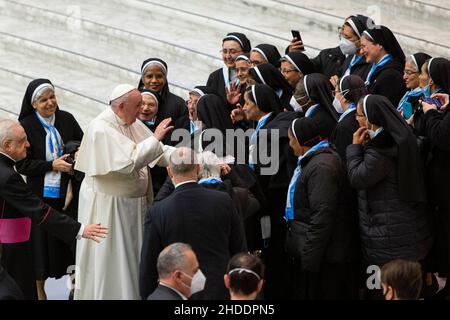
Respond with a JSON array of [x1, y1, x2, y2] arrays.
[[73, 108, 173, 300]]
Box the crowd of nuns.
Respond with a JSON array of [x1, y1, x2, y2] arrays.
[[14, 13, 450, 300]]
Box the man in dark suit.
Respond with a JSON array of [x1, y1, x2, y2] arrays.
[[148, 242, 200, 300], [0, 119, 107, 299], [140, 147, 247, 300]]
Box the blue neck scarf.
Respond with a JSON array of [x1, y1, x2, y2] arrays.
[[365, 54, 393, 86], [344, 55, 363, 76], [338, 103, 356, 123], [397, 87, 423, 112], [198, 178, 222, 185], [285, 140, 330, 221]]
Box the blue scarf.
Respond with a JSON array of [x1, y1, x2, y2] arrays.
[[397, 87, 423, 112], [365, 54, 393, 86], [285, 140, 329, 221], [35, 111, 63, 198], [338, 103, 356, 122], [198, 178, 222, 185], [248, 113, 272, 170], [305, 104, 319, 118], [344, 55, 363, 76]]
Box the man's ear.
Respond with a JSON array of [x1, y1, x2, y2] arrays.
[[223, 274, 230, 289], [384, 285, 395, 300], [256, 279, 264, 293], [167, 166, 173, 179]]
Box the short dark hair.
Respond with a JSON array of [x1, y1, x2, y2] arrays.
[[381, 259, 423, 300], [226, 253, 264, 296]]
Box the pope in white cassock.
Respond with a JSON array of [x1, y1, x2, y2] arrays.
[[73, 84, 174, 300]]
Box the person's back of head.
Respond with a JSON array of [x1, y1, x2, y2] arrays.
[[224, 252, 264, 300], [168, 147, 200, 185], [381, 259, 423, 300]]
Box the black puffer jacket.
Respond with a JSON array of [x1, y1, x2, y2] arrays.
[[346, 132, 432, 266], [286, 147, 359, 272]]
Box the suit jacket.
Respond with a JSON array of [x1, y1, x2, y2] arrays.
[[139, 182, 247, 300], [0, 153, 81, 299], [16, 110, 84, 200], [147, 284, 184, 300]]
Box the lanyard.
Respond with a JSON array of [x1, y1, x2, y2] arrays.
[[365, 54, 393, 86], [338, 103, 356, 122], [35, 111, 62, 158], [285, 140, 330, 221]]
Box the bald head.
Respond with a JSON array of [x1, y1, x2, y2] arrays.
[[168, 147, 200, 184]]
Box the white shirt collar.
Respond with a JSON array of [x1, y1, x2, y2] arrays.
[[159, 283, 188, 300], [175, 180, 198, 188]]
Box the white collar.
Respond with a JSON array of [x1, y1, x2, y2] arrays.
[[159, 283, 188, 300], [175, 180, 198, 188]]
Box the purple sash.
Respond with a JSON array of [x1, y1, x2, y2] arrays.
[[0, 201, 31, 243]]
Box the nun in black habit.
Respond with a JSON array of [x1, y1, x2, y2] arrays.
[[420, 58, 450, 286], [330, 75, 367, 162], [279, 51, 315, 92], [360, 26, 407, 106], [297, 73, 339, 139], [138, 89, 160, 133], [346, 95, 432, 269], [285, 117, 359, 300], [207, 32, 251, 112], [250, 44, 282, 68], [242, 84, 298, 299], [339, 14, 375, 79], [138, 58, 189, 146], [248, 63, 294, 111], [15, 78, 84, 299]]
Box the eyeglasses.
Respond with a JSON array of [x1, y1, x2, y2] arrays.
[[220, 49, 242, 56], [280, 69, 298, 75], [404, 70, 419, 76]]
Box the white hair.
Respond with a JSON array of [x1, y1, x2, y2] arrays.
[[0, 118, 20, 148], [198, 151, 223, 179]]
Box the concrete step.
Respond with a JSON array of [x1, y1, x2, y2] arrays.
[[231, 0, 450, 58], [0, 67, 108, 128], [0, 0, 215, 91]]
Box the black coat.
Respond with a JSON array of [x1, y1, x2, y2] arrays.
[[346, 133, 432, 266], [339, 55, 372, 79], [16, 110, 84, 200], [286, 148, 359, 272], [157, 92, 190, 146], [139, 182, 247, 300], [311, 46, 346, 78], [147, 284, 183, 300], [366, 60, 407, 106], [422, 108, 450, 209], [207, 68, 235, 113], [0, 153, 81, 299], [330, 110, 359, 162], [0, 265, 23, 300]]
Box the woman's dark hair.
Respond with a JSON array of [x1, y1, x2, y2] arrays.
[[381, 259, 423, 300], [226, 253, 265, 296]]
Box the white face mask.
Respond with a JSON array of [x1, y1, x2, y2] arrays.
[[339, 38, 357, 55], [290, 95, 303, 112], [332, 96, 344, 114], [367, 126, 384, 139], [182, 269, 206, 295]]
